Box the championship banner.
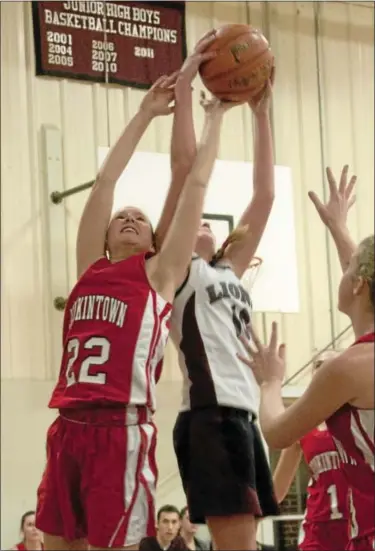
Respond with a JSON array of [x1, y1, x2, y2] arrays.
[[31, 1, 186, 89]]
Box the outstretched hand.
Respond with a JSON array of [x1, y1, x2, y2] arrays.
[[237, 321, 286, 386], [308, 165, 356, 229], [178, 29, 217, 84], [140, 73, 178, 117]]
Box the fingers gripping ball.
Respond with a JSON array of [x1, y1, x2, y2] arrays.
[[199, 24, 274, 102]]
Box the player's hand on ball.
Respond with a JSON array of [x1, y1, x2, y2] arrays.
[[178, 29, 217, 84], [308, 165, 357, 229], [237, 321, 286, 386], [140, 73, 178, 117], [199, 90, 221, 113], [200, 90, 243, 114], [248, 66, 275, 115]]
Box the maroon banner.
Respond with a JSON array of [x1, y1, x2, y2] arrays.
[[32, 1, 186, 89]]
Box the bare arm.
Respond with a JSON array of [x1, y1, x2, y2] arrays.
[[328, 223, 356, 272], [309, 165, 357, 273], [76, 75, 175, 278], [258, 354, 356, 449], [155, 79, 196, 248], [155, 31, 216, 247], [272, 442, 302, 503], [222, 82, 275, 278], [238, 323, 359, 450], [150, 103, 228, 294]]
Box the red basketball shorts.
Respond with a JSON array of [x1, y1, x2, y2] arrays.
[[36, 406, 157, 548], [299, 519, 349, 551], [346, 534, 375, 551]]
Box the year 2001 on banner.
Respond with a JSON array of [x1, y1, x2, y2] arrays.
[[32, 1, 187, 89]]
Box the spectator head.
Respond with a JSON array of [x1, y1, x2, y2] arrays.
[[156, 504, 181, 545], [180, 506, 198, 536], [20, 511, 42, 543]]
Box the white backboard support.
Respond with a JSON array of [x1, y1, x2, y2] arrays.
[[98, 148, 300, 313]]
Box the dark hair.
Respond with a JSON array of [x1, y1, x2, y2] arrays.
[[157, 504, 180, 522], [20, 510, 35, 532], [179, 505, 188, 519]]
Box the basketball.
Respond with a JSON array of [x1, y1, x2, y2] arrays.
[[199, 24, 274, 102]]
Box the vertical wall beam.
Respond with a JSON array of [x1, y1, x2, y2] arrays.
[[41, 124, 69, 375]]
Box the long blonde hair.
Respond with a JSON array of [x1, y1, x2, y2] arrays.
[[211, 225, 249, 265]]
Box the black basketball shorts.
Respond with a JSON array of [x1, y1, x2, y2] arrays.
[[173, 406, 280, 524]]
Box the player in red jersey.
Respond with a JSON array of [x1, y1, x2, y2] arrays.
[[273, 352, 349, 551], [12, 511, 44, 551], [238, 166, 374, 551], [35, 32, 240, 551]]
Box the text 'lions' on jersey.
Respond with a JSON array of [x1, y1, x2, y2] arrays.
[[170, 256, 259, 413]]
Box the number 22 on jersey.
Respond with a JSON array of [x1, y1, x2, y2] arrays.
[[65, 337, 110, 386]]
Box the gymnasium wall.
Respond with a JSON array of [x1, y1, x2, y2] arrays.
[[1, 1, 374, 548]]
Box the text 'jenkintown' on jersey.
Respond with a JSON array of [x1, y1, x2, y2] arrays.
[[49, 254, 171, 411]]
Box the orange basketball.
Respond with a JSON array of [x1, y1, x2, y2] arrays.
[[199, 24, 274, 102]]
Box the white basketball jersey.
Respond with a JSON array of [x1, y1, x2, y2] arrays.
[[170, 255, 260, 414]]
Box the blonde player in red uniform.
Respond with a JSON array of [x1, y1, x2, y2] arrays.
[[239, 166, 374, 551], [273, 351, 349, 551], [35, 32, 242, 551]]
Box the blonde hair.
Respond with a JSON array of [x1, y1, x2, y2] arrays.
[[211, 225, 249, 265], [356, 235, 375, 309]]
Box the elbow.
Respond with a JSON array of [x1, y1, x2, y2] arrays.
[[171, 159, 195, 180]]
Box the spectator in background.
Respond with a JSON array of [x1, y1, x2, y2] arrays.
[[11, 511, 44, 550], [179, 507, 210, 550], [140, 505, 185, 551]]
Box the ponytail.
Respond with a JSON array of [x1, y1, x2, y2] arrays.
[[210, 225, 249, 266]]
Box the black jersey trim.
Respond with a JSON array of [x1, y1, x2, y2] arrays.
[[210, 263, 233, 270], [175, 267, 191, 297], [175, 256, 200, 297]]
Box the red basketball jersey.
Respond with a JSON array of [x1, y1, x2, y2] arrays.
[[300, 428, 348, 523], [326, 332, 375, 542], [49, 255, 171, 411]]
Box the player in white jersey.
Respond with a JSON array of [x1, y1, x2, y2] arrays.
[[158, 67, 278, 549]]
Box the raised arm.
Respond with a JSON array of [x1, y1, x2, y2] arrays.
[[308, 165, 357, 272], [155, 31, 216, 247], [272, 443, 302, 503], [76, 74, 175, 278], [221, 76, 275, 278], [238, 323, 358, 449], [150, 100, 234, 297]]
